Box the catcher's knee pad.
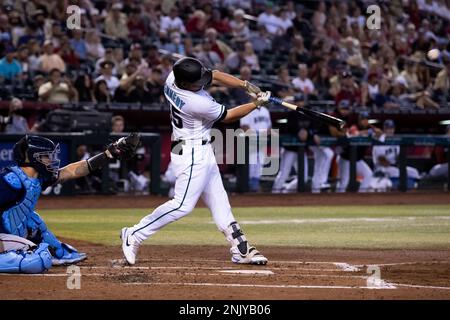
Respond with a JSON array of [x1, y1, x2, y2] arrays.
[[0, 243, 52, 273]]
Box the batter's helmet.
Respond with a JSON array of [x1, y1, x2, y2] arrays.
[[173, 57, 212, 89], [13, 135, 60, 185]]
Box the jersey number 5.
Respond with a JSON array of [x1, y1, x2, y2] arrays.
[[170, 106, 183, 129]]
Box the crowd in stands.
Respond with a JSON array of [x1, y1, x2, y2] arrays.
[[0, 0, 448, 133]]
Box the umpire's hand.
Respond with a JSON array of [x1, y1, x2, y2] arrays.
[[107, 133, 141, 160]]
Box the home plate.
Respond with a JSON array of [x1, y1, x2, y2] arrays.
[[220, 270, 274, 275]]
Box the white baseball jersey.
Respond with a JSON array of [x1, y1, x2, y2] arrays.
[[240, 106, 272, 132], [164, 72, 226, 141], [372, 135, 399, 167]]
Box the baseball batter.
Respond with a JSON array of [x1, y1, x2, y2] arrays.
[[121, 57, 270, 265]]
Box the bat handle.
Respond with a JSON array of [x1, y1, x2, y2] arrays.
[[269, 97, 284, 105]]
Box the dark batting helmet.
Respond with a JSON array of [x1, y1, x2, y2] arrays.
[[173, 57, 212, 89], [13, 135, 61, 185]]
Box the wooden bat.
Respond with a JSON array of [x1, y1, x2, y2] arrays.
[[269, 97, 346, 129]]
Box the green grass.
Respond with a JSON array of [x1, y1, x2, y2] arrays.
[[39, 205, 450, 249]]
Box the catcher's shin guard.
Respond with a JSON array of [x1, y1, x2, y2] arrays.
[[224, 222, 268, 265], [0, 243, 52, 273]]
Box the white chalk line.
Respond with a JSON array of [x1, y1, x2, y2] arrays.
[[391, 283, 450, 290], [117, 258, 450, 268], [233, 216, 450, 225], [124, 282, 397, 290]]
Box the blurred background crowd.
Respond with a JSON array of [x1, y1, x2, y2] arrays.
[[0, 0, 449, 193]]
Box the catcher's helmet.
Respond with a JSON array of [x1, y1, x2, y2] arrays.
[[13, 135, 60, 185], [173, 57, 212, 89]]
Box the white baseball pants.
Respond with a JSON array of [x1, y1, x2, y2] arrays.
[[310, 146, 334, 191], [272, 149, 308, 192], [130, 142, 236, 243], [336, 156, 373, 192]]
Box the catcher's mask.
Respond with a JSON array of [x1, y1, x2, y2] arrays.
[[13, 135, 61, 186]]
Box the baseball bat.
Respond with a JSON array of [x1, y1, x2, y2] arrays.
[[269, 97, 346, 129]]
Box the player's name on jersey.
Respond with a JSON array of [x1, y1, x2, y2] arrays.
[[164, 84, 185, 109]]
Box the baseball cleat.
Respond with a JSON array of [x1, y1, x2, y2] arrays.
[[230, 246, 268, 265], [51, 243, 87, 266], [121, 227, 139, 265]]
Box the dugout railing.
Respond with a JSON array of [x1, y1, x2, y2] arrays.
[[0, 132, 161, 195], [236, 135, 450, 193]]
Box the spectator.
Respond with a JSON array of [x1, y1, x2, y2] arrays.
[[111, 115, 125, 133], [229, 66, 253, 105], [146, 44, 161, 67], [158, 54, 173, 80], [208, 8, 231, 34], [85, 32, 105, 61], [74, 74, 95, 102], [58, 37, 80, 69], [94, 80, 112, 103], [195, 40, 222, 69], [69, 29, 87, 61], [95, 48, 118, 75], [243, 42, 260, 72], [162, 32, 185, 56], [186, 10, 208, 35], [160, 7, 187, 35], [38, 68, 76, 104], [433, 56, 450, 104], [4, 98, 29, 134], [121, 43, 148, 71], [127, 7, 148, 42], [32, 74, 45, 100], [335, 71, 362, 107], [273, 66, 295, 98], [257, 2, 283, 36], [312, 1, 327, 32], [16, 45, 30, 74], [105, 3, 129, 40], [248, 25, 272, 53], [230, 9, 250, 40], [204, 28, 233, 62], [400, 59, 422, 92], [95, 61, 120, 96], [0, 47, 22, 80], [38, 40, 66, 73], [292, 64, 316, 96], [288, 35, 310, 67]]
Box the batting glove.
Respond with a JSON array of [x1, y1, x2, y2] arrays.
[[254, 91, 271, 107], [243, 80, 261, 98]]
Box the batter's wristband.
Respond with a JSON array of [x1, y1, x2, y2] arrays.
[[86, 152, 110, 173]]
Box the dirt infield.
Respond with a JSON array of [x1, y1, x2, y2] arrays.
[[1, 193, 448, 300], [1, 243, 449, 299]]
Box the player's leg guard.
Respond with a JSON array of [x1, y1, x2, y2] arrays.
[[224, 222, 268, 265], [0, 243, 52, 273], [28, 212, 87, 266]]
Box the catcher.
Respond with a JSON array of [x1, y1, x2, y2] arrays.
[[0, 133, 139, 273]]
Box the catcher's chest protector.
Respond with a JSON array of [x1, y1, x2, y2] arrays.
[[1, 166, 41, 238]]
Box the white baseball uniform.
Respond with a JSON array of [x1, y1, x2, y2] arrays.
[[240, 107, 272, 183], [372, 135, 420, 179], [129, 72, 236, 243]]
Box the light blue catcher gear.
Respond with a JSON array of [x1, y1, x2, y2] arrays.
[[1, 166, 87, 266], [0, 243, 52, 273], [27, 211, 87, 265], [1, 166, 41, 238]]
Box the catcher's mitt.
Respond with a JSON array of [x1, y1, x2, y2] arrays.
[[107, 133, 141, 160]]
